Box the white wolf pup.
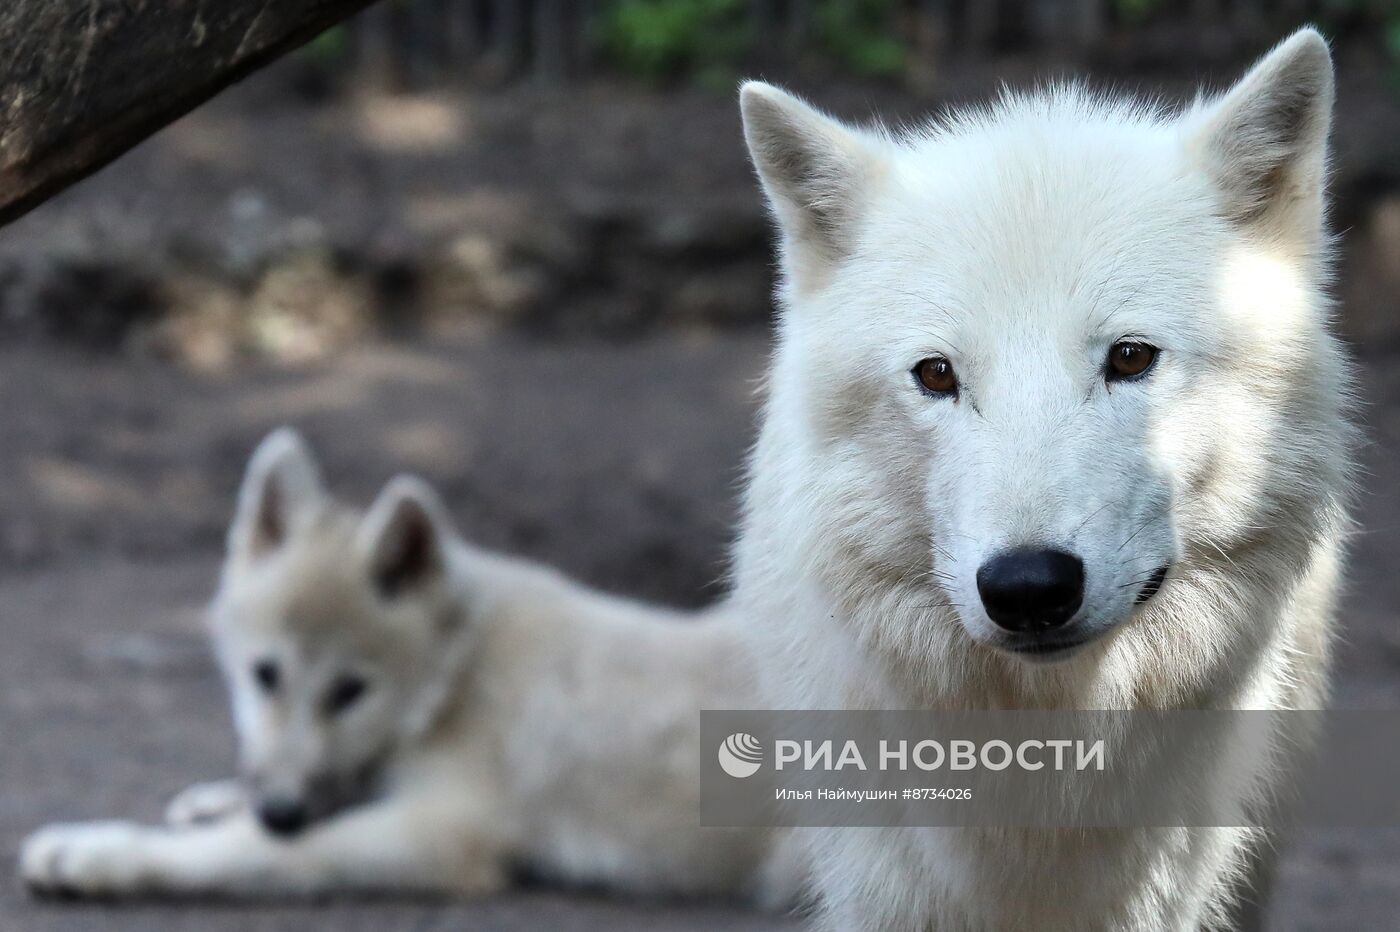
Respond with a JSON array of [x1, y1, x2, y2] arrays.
[[735, 27, 1351, 931], [21, 429, 795, 903]]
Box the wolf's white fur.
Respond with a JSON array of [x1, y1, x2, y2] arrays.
[[21, 430, 798, 904], [735, 28, 1351, 931]]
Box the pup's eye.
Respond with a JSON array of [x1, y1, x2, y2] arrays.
[[914, 357, 958, 396], [324, 675, 369, 716], [252, 660, 280, 694], [1106, 341, 1158, 381]]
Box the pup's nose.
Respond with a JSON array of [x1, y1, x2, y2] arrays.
[[976, 548, 1084, 632], [257, 797, 309, 837]]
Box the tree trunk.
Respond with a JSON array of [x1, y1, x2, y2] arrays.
[[0, 0, 382, 227]]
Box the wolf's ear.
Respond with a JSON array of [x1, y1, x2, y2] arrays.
[[229, 428, 324, 563], [1185, 28, 1333, 242], [359, 475, 453, 600], [740, 82, 886, 283]]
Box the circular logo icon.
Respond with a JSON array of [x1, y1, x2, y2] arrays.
[[718, 732, 763, 778]]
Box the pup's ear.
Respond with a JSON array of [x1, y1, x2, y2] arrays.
[[359, 475, 454, 600], [740, 81, 886, 284], [1184, 28, 1333, 243], [229, 427, 324, 563]]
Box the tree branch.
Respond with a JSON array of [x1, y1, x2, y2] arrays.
[[0, 0, 380, 227]]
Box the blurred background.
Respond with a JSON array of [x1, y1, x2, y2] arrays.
[[2, 2, 1399, 929]]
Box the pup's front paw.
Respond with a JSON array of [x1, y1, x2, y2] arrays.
[[165, 779, 247, 827], [20, 821, 151, 898]]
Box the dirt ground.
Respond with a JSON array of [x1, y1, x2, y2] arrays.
[[1, 332, 1399, 930]]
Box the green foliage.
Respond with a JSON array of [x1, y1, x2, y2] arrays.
[[1112, 0, 1162, 23], [600, 0, 753, 86], [599, 0, 907, 85], [812, 0, 907, 78], [300, 24, 350, 66], [1387, 14, 1400, 93]]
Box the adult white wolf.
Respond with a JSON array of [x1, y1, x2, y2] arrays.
[[735, 27, 1352, 931], [21, 429, 799, 904]]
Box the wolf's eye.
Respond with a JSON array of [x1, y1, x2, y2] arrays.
[[1106, 341, 1158, 382], [914, 357, 958, 396], [324, 675, 369, 716], [253, 660, 280, 694]]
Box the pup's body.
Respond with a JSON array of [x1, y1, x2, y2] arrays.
[[735, 28, 1351, 931], [22, 432, 794, 903]]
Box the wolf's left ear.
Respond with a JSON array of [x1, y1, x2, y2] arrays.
[[740, 82, 886, 284], [1185, 28, 1333, 243], [230, 427, 325, 564], [359, 475, 453, 600]]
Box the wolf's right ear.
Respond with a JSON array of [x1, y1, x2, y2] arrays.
[[359, 475, 454, 601], [1184, 28, 1333, 244], [740, 82, 886, 287], [229, 428, 325, 564]]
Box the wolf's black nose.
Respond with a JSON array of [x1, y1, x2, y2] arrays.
[[976, 548, 1084, 632], [257, 798, 309, 837]]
